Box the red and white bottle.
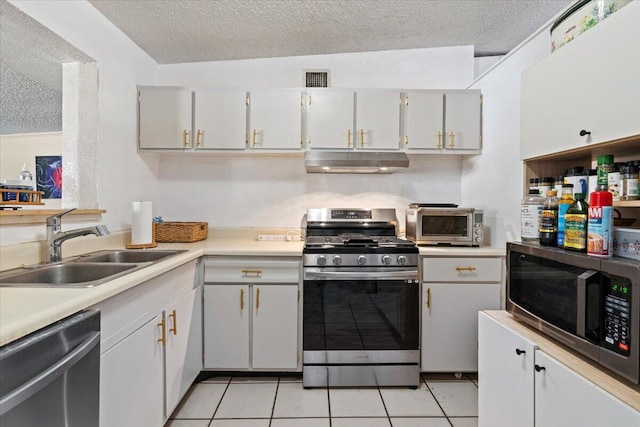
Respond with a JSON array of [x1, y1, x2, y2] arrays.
[[587, 191, 613, 257]]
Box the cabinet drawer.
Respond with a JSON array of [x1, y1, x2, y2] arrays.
[[423, 257, 501, 282], [204, 257, 300, 283]]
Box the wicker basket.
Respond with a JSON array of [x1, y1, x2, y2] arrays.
[[154, 222, 208, 243]]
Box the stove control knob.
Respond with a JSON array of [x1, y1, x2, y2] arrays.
[[397, 255, 408, 265], [357, 255, 367, 265], [317, 255, 327, 266], [333, 255, 342, 266], [382, 255, 392, 265]]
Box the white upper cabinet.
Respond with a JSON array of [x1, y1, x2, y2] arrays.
[[194, 90, 247, 150], [445, 92, 482, 151], [305, 89, 355, 149], [404, 91, 482, 152], [520, 1, 640, 160], [139, 87, 192, 150], [404, 91, 444, 150], [355, 91, 402, 150], [248, 90, 303, 150]]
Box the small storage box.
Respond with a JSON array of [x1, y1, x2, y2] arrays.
[[612, 226, 640, 260], [154, 222, 208, 243]]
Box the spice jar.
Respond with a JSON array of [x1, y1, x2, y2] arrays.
[[521, 189, 545, 243], [597, 154, 614, 191], [621, 165, 639, 201]]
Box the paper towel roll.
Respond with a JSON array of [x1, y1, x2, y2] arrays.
[[131, 201, 153, 244]]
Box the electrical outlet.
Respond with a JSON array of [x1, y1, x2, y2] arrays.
[[258, 234, 287, 241]]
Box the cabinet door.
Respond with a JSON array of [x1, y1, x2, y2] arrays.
[[306, 89, 355, 149], [520, 2, 640, 159], [165, 287, 203, 417], [421, 283, 500, 372], [478, 312, 536, 427], [100, 314, 164, 427], [444, 92, 481, 151], [194, 91, 247, 150], [252, 284, 298, 369], [355, 91, 402, 150], [534, 350, 640, 427], [203, 284, 250, 369], [249, 90, 302, 150], [139, 88, 192, 149], [405, 92, 444, 150]]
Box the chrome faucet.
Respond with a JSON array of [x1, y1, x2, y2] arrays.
[[46, 208, 110, 263]]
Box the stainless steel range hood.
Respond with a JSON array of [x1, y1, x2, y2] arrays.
[[304, 151, 409, 174]]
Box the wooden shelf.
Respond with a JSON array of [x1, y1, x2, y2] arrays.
[[0, 209, 106, 225], [615, 200, 640, 208]]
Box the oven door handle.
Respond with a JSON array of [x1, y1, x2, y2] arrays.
[[304, 270, 418, 280]]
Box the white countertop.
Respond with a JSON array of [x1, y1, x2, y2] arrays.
[[0, 237, 504, 347]]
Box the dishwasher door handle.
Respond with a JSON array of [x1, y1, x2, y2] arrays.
[[0, 331, 100, 416]]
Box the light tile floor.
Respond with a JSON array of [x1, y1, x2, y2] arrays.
[[166, 373, 479, 427]]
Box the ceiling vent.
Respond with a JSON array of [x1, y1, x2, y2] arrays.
[[305, 70, 329, 88]]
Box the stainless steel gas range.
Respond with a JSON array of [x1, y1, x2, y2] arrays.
[[302, 208, 420, 388]]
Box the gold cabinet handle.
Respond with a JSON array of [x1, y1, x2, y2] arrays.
[[240, 288, 245, 310], [157, 318, 166, 346], [256, 287, 260, 309], [436, 131, 442, 149], [456, 266, 477, 272], [347, 129, 352, 147], [242, 269, 262, 277], [168, 309, 177, 335], [426, 288, 431, 310], [449, 131, 455, 148], [360, 129, 364, 148], [182, 129, 189, 147], [252, 129, 257, 147], [196, 129, 202, 147]]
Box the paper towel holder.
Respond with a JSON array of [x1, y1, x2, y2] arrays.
[[127, 200, 158, 249]]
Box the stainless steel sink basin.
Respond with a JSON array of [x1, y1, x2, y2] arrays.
[[0, 249, 187, 288], [74, 250, 183, 264], [0, 263, 139, 287]]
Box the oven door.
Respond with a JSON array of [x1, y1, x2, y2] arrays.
[[417, 210, 473, 245], [303, 268, 420, 355]]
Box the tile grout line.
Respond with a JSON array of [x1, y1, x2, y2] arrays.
[[268, 377, 280, 426], [376, 385, 393, 427], [423, 378, 455, 427], [206, 377, 232, 427], [327, 385, 332, 427]]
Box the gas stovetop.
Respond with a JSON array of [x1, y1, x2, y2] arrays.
[[305, 233, 416, 249]]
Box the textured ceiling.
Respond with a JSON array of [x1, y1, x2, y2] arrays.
[[88, 0, 573, 64], [0, 0, 93, 133]]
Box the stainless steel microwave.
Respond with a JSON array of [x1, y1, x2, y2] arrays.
[[507, 242, 640, 384], [405, 206, 484, 246]]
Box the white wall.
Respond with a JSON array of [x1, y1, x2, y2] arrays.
[[157, 46, 475, 89], [2, 0, 158, 245], [462, 31, 551, 247], [156, 154, 462, 231]]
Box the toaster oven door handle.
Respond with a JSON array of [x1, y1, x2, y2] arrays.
[[304, 270, 418, 281], [577, 270, 599, 340]]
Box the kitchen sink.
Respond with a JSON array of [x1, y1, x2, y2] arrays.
[[74, 249, 183, 264], [0, 249, 187, 288], [0, 263, 139, 287]]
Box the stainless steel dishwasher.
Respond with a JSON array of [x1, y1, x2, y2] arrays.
[[0, 310, 100, 426]]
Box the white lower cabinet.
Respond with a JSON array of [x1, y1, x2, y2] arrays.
[[100, 314, 165, 427], [164, 286, 203, 417], [478, 311, 536, 427], [203, 257, 300, 371], [93, 260, 202, 426], [479, 312, 640, 427], [204, 283, 298, 370], [421, 256, 502, 372]]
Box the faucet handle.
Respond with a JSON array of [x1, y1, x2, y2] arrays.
[[46, 208, 77, 225]]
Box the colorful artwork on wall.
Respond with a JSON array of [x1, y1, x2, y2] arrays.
[[35, 156, 62, 199]]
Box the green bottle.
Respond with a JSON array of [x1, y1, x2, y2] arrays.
[[563, 193, 589, 252]]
